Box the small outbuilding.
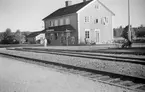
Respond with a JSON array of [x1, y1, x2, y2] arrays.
[[26, 31, 45, 44]]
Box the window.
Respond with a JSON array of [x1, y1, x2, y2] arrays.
[[54, 33, 58, 40], [49, 21, 52, 26], [53, 21, 55, 26], [104, 17, 109, 24], [95, 4, 100, 10], [65, 18, 70, 25], [50, 21, 54, 27], [101, 17, 109, 25], [84, 16, 90, 22], [60, 19, 64, 25], [54, 20, 58, 26], [45, 21, 49, 28], [95, 19, 99, 24], [85, 31, 90, 38]]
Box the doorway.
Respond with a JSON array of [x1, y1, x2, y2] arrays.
[[95, 29, 100, 43]]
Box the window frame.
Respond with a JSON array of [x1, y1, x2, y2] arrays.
[[102, 17, 109, 25], [65, 17, 70, 25], [49, 21, 52, 27], [85, 29, 90, 38], [94, 18, 99, 24], [105, 17, 109, 24], [54, 20, 58, 26], [84, 16, 90, 23], [95, 4, 100, 10], [50, 20, 55, 27], [59, 18, 64, 25]]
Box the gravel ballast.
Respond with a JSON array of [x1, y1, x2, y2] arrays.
[[0, 48, 145, 79]]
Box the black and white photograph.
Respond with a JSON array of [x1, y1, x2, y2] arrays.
[[0, 0, 145, 92]]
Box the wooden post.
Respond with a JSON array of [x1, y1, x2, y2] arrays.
[[66, 29, 71, 46], [66, 29, 68, 46]]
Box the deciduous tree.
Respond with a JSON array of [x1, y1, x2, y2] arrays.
[[14, 29, 21, 43], [121, 25, 136, 40], [3, 28, 12, 39]]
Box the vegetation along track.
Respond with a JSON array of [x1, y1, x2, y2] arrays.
[[16, 48, 145, 65], [0, 49, 145, 92]]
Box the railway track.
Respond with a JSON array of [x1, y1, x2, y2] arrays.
[[24, 47, 145, 55], [1, 48, 145, 92], [17, 48, 145, 65]]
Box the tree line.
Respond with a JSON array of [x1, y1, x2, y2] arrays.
[[113, 25, 145, 43], [0, 28, 30, 44], [114, 25, 145, 38]]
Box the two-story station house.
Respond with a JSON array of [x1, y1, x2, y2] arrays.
[[43, 0, 115, 45]]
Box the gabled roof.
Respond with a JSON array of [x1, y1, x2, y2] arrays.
[[43, 0, 115, 20], [97, 0, 115, 15], [43, 0, 92, 20], [27, 31, 45, 38]]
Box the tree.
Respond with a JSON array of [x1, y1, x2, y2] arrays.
[[121, 25, 135, 48], [135, 27, 145, 37], [22, 31, 31, 43], [140, 24, 144, 28], [121, 26, 129, 40], [121, 25, 135, 40], [119, 26, 123, 29], [14, 29, 21, 43], [0, 28, 16, 44], [3, 28, 12, 39]]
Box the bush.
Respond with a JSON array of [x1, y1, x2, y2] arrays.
[[112, 38, 126, 44], [0, 35, 19, 44]]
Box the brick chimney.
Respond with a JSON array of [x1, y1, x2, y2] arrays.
[[65, 1, 72, 7]]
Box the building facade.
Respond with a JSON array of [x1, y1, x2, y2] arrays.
[[43, 0, 115, 45], [27, 31, 45, 44]]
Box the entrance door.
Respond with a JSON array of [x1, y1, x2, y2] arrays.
[[95, 29, 100, 43]]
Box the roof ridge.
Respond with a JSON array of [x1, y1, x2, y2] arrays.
[[42, 0, 115, 20], [43, 0, 93, 20]]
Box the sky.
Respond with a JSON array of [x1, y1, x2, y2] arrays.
[[0, 0, 145, 32]]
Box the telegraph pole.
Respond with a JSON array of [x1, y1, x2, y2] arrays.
[[128, 0, 131, 41]]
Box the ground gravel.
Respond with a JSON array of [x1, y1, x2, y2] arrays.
[[0, 48, 145, 79]]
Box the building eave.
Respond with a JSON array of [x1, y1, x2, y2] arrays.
[[42, 13, 77, 21], [97, 0, 115, 16]]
